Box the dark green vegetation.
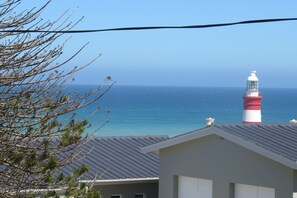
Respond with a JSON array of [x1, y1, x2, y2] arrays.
[[0, 0, 112, 197]]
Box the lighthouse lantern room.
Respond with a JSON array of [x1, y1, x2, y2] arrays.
[[242, 71, 262, 124]]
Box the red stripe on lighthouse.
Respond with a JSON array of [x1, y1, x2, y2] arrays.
[[243, 96, 262, 110], [243, 121, 261, 124]]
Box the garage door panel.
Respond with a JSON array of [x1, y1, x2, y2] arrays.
[[178, 176, 212, 198], [235, 183, 275, 198], [258, 186, 275, 198], [235, 184, 258, 198], [178, 176, 198, 198], [198, 179, 212, 198]]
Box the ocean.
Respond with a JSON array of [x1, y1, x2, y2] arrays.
[[69, 85, 297, 137]]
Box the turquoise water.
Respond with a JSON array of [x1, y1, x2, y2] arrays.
[[69, 85, 297, 136]]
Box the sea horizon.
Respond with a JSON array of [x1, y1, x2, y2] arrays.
[[69, 83, 297, 90], [65, 85, 297, 137]]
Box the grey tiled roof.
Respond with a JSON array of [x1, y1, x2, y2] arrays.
[[215, 124, 297, 162], [66, 136, 168, 181]]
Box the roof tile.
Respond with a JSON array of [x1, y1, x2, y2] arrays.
[[66, 135, 168, 180]]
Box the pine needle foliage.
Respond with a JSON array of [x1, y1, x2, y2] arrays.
[[0, 0, 113, 197]]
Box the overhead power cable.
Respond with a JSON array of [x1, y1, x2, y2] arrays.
[[1, 17, 297, 34]]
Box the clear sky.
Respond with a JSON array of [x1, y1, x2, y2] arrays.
[[20, 0, 297, 88]]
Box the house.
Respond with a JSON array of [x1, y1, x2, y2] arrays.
[[141, 123, 297, 198], [72, 135, 168, 198]]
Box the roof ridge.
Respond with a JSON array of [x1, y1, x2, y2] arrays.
[[214, 123, 297, 127]]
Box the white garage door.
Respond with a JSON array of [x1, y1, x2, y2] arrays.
[[178, 176, 212, 198], [235, 183, 275, 198]]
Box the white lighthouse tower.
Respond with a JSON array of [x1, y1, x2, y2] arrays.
[[242, 71, 262, 124]]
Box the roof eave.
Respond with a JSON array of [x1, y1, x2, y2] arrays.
[[141, 126, 218, 153], [142, 125, 297, 170], [215, 129, 297, 170]]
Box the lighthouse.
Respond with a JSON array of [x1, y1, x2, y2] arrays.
[[242, 71, 262, 124]]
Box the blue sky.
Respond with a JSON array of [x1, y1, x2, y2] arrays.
[[21, 1, 297, 88]]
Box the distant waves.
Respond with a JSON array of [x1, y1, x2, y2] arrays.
[[66, 85, 297, 136]]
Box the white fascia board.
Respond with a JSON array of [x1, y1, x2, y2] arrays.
[[80, 177, 159, 185], [214, 129, 297, 169], [141, 126, 217, 154], [20, 178, 159, 193], [20, 188, 66, 194]]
